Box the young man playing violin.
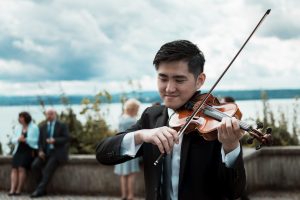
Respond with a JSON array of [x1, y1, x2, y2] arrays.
[[96, 40, 246, 200]]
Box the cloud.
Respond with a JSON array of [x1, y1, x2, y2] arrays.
[[0, 59, 47, 81], [12, 38, 57, 56], [246, 0, 300, 40], [0, 0, 299, 95]]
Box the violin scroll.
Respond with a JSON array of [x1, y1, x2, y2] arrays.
[[247, 122, 273, 150]]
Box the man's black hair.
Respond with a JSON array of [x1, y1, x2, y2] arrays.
[[153, 40, 205, 78]]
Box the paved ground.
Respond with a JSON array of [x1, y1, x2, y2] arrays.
[[1, 191, 300, 200], [247, 190, 300, 200], [0, 194, 131, 199], [0, 192, 143, 200]]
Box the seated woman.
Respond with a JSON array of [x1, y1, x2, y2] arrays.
[[9, 111, 39, 196]]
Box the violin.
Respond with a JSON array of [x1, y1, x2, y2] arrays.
[[168, 93, 272, 147], [154, 9, 272, 166]]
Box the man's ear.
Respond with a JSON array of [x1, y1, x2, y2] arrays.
[[196, 73, 206, 89]]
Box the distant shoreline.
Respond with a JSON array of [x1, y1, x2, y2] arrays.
[[0, 89, 299, 106]]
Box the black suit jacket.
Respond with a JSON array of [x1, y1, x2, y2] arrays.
[[39, 120, 69, 163], [96, 106, 246, 200]]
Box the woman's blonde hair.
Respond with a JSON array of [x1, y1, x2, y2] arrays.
[[124, 98, 141, 113]]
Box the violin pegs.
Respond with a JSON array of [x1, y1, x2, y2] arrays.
[[266, 127, 272, 134], [256, 122, 264, 130], [247, 137, 254, 144], [263, 130, 273, 146]]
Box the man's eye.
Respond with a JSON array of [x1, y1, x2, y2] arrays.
[[176, 80, 185, 83], [159, 77, 168, 82]]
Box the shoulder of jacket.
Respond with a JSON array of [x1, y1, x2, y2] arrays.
[[55, 120, 64, 126], [29, 122, 38, 128], [143, 105, 166, 117]]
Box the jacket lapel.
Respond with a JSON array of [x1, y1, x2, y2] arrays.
[[53, 121, 59, 137], [153, 107, 169, 158], [155, 107, 169, 127], [153, 107, 169, 199], [41, 124, 48, 150]]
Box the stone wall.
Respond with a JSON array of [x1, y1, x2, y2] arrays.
[[244, 146, 300, 192], [0, 155, 145, 196], [1, 147, 300, 195]]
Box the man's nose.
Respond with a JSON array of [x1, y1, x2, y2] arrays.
[[166, 81, 176, 92]]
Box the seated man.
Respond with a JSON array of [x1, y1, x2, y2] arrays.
[[31, 108, 69, 198]]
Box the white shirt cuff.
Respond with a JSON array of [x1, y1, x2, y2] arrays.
[[120, 131, 143, 157], [221, 145, 241, 168]]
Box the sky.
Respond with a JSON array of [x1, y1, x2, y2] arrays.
[[0, 0, 299, 96]]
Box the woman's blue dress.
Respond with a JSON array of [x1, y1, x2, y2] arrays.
[[114, 115, 140, 175]]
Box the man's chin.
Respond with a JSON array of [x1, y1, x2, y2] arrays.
[[164, 102, 180, 110]]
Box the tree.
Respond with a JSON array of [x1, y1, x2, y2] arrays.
[[242, 91, 299, 147], [38, 90, 115, 154]]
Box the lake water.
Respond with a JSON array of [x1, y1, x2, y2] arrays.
[[1, 99, 299, 155]]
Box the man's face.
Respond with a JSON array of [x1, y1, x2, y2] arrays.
[[156, 60, 206, 110], [46, 110, 56, 121]]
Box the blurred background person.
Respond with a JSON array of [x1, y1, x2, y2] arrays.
[[9, 111, 39, 195], [30, 108, 69, 198], [114, 99, 141, 200], [219, 96, 235, 103], [151, 102, 161, 106]]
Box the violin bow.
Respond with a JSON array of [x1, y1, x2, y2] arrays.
[[154, 9, 271, 166]]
